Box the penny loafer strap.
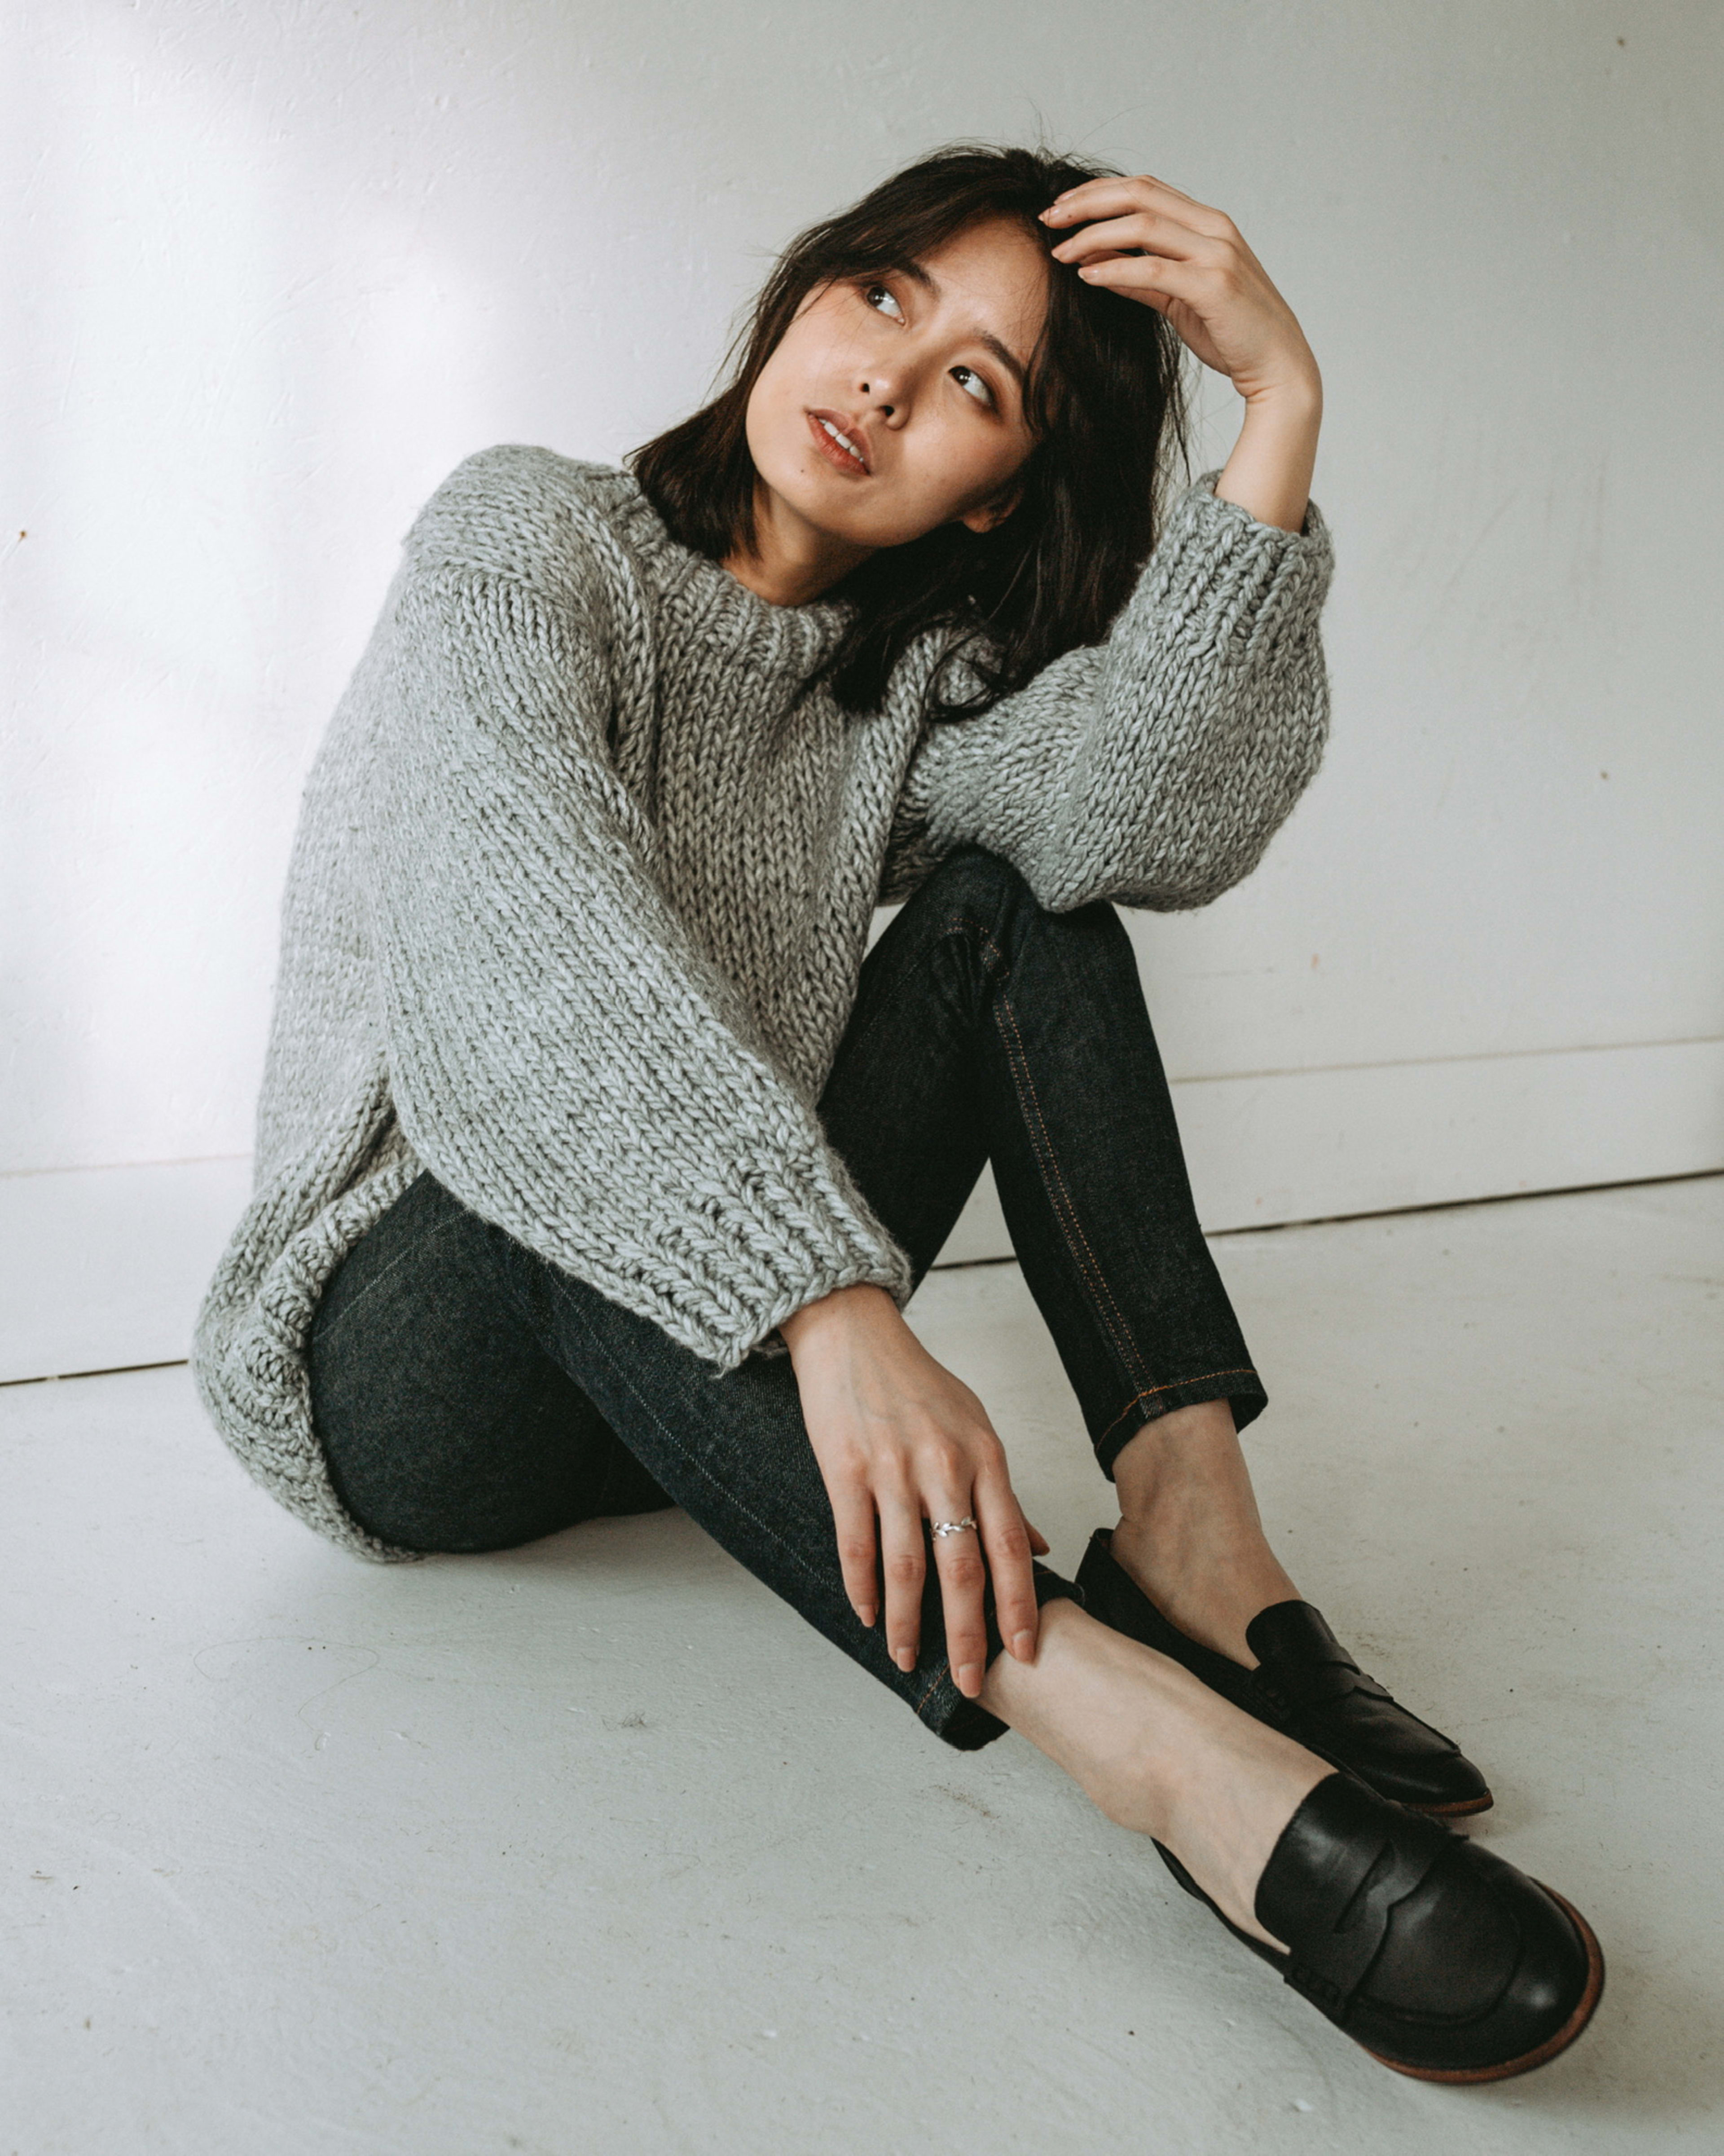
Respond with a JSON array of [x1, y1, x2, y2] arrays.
[[1257, 1773, 1454, 2014], [1247, 1601, 1399, 1718]]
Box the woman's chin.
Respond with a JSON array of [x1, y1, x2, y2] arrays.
[[792, 479, 954, 551]]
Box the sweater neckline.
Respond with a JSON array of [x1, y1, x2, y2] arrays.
[[576, 463, 857, 679]]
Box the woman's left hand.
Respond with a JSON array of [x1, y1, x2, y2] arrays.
[[1041, 176, 1319, 409]]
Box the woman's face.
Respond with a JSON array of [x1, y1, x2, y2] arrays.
[[743, 215, 1050, 555]]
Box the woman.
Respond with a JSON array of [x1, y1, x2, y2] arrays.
[[195, 144, 1602, 2080]]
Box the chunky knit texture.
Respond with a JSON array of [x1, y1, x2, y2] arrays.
[[193, 444, 1335, 1559]]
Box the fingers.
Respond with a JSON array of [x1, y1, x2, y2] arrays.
[[1072, 252, 1195, 306], [1049, 207, 1227, 268], [1041, 174, 1236, 241], [876, 1489, 1049, 1694], [805, 1350, 1050, 1697], [928, 1489, 991, 1699], [974, 1469, 1039, 1669], [877, 1482, 927, 1675], [827, 1479, 881, 1630]]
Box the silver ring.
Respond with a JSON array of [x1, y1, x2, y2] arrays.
[[930, 1517, 978, 1539]]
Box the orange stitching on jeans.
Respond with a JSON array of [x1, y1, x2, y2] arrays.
[[1098, 1369, 1262, 1446], [990, 978, 1153, 1391], [916, 1660, 955, 1713], [959, 914, 1147, 1382], [941, 907, 1155, 1398]]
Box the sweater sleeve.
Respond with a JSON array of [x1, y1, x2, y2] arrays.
[[361, 561, 914, 1370], [882, 469, 1335, 913]]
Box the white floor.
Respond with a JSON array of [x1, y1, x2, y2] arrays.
[[0, 1157, 255, 1386], [4, 1177, 1721, 2154]]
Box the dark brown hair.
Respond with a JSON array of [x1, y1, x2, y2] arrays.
[[628, 142, 1193, 721]]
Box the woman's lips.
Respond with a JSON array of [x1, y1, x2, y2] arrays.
[[805, 408, 871, 476]]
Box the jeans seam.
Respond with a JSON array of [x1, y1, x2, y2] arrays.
[[1098, 1367, 1263, 1446], [981, 955, 1156, 1396], [945, 904, 1153, 1388], [998, 986, 1144, 1370], [915, 1659, 956, 1714], [945, 901, 1224, 1433]]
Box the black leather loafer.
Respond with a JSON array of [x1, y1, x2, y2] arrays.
[[1076, 1527, 1492, 1816], [1156, 1771, 1603, 2081]]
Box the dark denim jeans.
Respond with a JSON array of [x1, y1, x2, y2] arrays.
[[307, 848, 1265, 1749]]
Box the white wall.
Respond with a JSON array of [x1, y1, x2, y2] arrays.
[[4, 1, 1720, 1367]]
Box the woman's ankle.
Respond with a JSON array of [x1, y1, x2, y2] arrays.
[[1110, 1403, 1299, 1662], [1109, 1510, 1299, 1665], [979, 1598, 1328, 1946], [980, 1600, 1187, 1834]]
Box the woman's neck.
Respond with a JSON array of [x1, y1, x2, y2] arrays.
[[720, 478, 872, 609]]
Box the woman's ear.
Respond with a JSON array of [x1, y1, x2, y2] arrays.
[[959, 485, 1021, 535]]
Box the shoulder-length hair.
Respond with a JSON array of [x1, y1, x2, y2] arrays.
[[627, 142, 1194, 722]]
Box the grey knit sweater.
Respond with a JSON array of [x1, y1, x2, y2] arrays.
[[192, 444, 1334, 1559]]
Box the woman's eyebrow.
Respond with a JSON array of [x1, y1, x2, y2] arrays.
[[972, 330, 1029, 399], [895, 261, 1030, 398]]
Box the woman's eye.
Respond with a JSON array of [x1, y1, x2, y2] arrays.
[[952, 365, 995, 410], [864, 282, 905, 322]]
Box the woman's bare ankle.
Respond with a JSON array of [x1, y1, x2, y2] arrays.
[[1108, 1511, 1299, 1665], [1109, 1402, 1300, 1664], [979, 1598, 1331, 1947]]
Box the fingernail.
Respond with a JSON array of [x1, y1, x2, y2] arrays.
[[957, 1662, 983, 1696], [857, 1604, 877, 1628], [1011, 1629, 1036, 1661], [895, 1647, 916, 1672]]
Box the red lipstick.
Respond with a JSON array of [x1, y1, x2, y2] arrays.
[[805, 408, 872, 476]]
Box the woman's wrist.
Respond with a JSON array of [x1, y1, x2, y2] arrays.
[[778, 1280, 902, 1359], [1214, 375, 1323, 535]]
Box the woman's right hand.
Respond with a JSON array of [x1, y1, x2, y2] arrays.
[[778, 1283, 1049, 1699]]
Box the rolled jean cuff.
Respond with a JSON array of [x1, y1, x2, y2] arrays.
[[1093, 1367, 1269, 1481], [917, 1561, 1085, 1753]]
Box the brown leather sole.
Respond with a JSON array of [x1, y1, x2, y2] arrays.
[[1404, 1789, 1495, 1819], [1368, 1884, 1605, 2084]]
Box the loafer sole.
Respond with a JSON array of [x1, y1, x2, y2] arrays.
[[1291, 1731, 1495, 1819], [1365, 1883, 1605, 2084], [1401, 1789, 1494, 1819]]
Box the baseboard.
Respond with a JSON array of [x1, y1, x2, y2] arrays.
[[4, 1037, 1719, 1381]]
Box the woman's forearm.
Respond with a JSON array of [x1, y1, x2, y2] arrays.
[[1213, 382, 1323, 535]]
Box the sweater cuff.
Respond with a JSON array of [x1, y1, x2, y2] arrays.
[[629, 1152, 917, 1374], [1186, 467, 1332, 549], [1134, 469, 1334, 652], [722, 1244, 915, 1367]]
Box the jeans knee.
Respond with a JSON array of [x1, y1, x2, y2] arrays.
[[919, 846, 1128, 960], [919, 844, 1038, 921]]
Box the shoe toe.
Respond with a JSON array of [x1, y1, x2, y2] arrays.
[[1302, 1697, 1493, 1814], [1246, 1601, 1494, 1816], [1079, 1538, 1498, 1817], [1253, 1772, 1602, 2081], [1349, 1837, 1603, 2080]]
